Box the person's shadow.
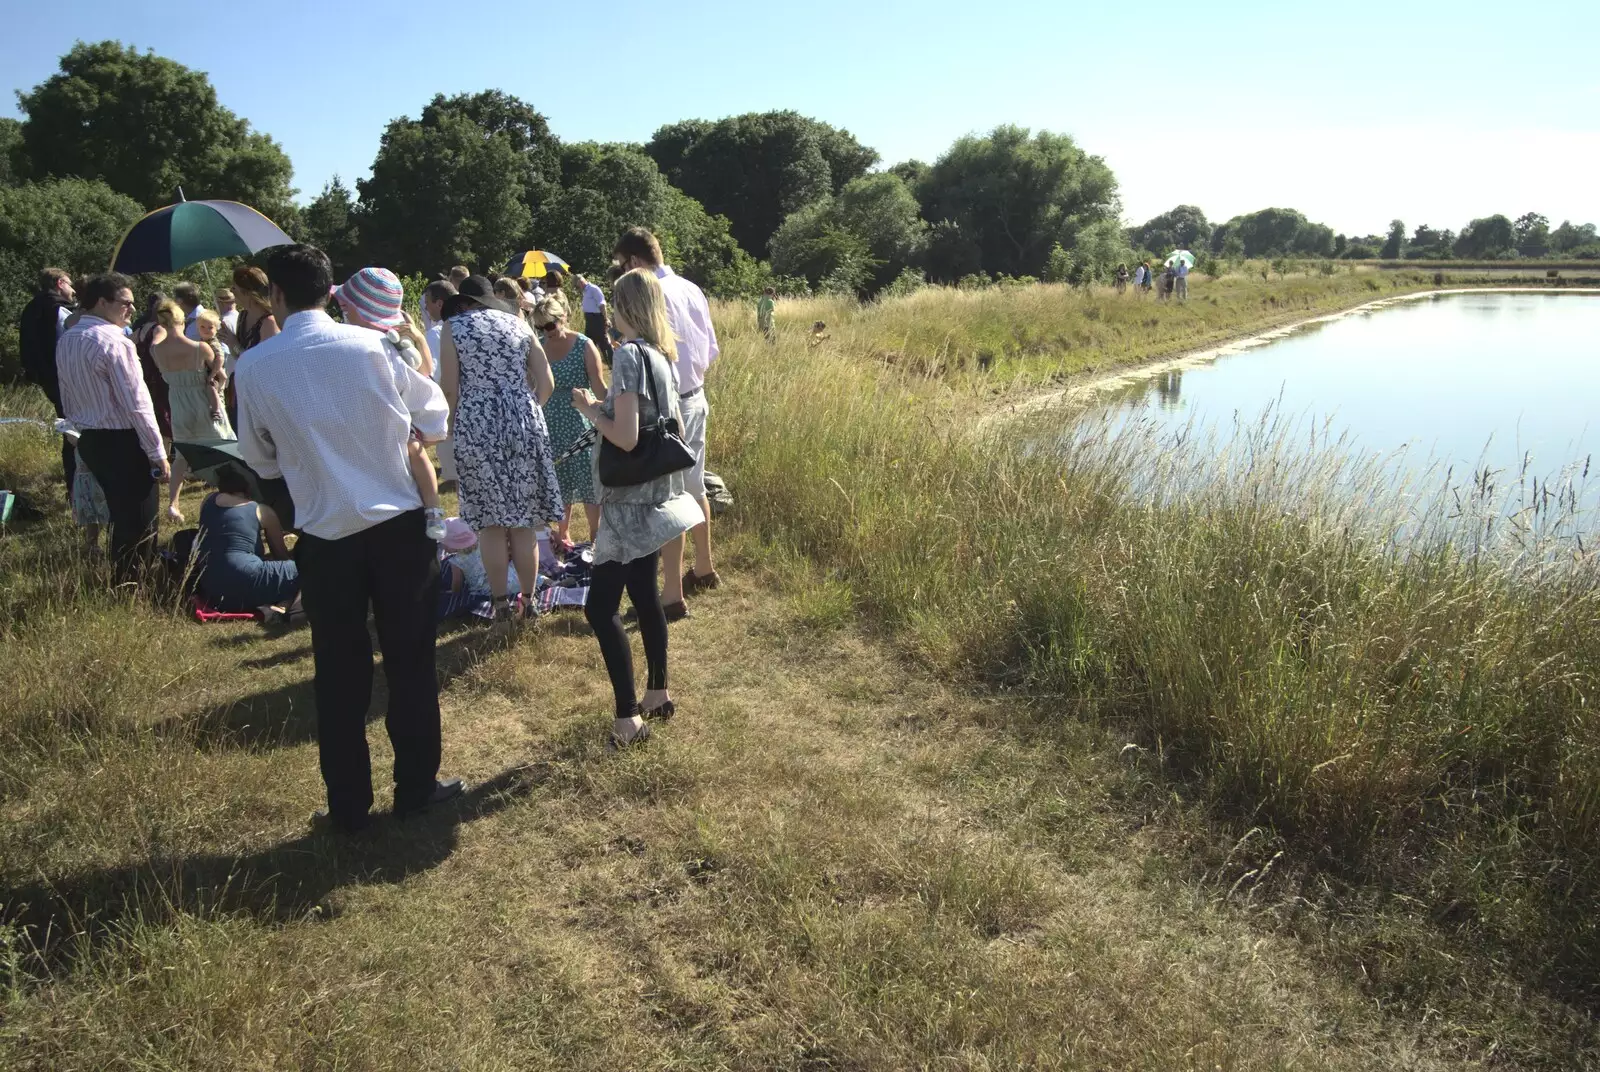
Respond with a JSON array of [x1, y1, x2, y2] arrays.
[[0, 763, 545, 976]]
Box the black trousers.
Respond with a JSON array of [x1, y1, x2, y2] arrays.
[[296, 509, 442, 821], [583, 311, 612, 365], [75, 428, 157, 580], [48, 394, 76, 490], [584, 551, 668, 718]]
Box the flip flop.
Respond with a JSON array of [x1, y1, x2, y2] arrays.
[[607, 721, 653, 752]]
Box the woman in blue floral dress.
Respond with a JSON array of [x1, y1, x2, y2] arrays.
[[438, 276, 563, 620], [533, 293, 608, 547]]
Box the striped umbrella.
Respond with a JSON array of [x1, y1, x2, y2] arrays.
[[110, 200, 294, 274], [502, 250, 570, 279]]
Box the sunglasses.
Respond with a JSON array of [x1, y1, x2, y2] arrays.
[[533, 320, 559, 331]]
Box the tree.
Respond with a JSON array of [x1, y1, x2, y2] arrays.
[[0, 119, 22, 187], [14, 42, 295, 217], [1381, 219, 1406, 259], [535, 142, 740, 285], [357, 101, 534, 277], [1455, 214, 1517, 259], [768, 173, 925, 295], [645, 111, 879, 255], [923, 219, 984, 283], [1210, 208, 1334, 257], [302, 177, 363, 280], [1550, 220, 1599, 254], [915, 126, 1119, 279], [1130, 205, 1211, 254], [0, 178, 144, 379], [1514, 212, 1550, 258], [887, 160, 928, 189], [421, 90, 561, 219]]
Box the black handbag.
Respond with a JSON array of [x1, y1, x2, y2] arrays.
[[597, 343, 696, 487]]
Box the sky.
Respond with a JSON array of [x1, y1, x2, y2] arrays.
[[4, 0, 1598, 237]]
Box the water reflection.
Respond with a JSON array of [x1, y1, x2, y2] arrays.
[[1090, 292, 1600, 531]]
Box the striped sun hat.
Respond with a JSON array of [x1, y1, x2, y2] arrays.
[[333, 267, 406, 331]]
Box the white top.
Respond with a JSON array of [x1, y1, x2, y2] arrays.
[[55, 305, 70, 338], [580, 281, 606, 314], [183, 304, 205, 340], [425, 320, 444, 383], [654, 265, 719, 396], [220, 308, 239, 334], [236, 309, 450, 540], [55, 315, 165, 465]]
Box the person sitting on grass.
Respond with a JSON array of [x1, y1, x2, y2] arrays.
[[194, 463, 301, 620], [808, 320, 830, 347], [332, 267, 449, 542]]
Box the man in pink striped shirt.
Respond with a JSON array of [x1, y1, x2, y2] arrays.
[[56, 272, 170, 578]]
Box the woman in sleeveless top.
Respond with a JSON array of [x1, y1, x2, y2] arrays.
[[195, 465, 300, 615], [218, 265, 279, 425], [132, 292, 172, 441], [151, 300, 233, 523], [532, 292, 607, 546]]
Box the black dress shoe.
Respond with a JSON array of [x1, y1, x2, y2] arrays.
[[312, 808, 372, 834], [393, 777, 465, 819]]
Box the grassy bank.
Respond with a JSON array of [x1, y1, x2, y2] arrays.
[[710, 287, 1600, 1039], [721, 270, 1442, 388]]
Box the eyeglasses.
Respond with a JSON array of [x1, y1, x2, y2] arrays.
[[534, 321, 558, 331], [113, 298, 136, 310]]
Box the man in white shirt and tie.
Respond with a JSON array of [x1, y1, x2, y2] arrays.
[[237, 243, 462, 834], [612, 228, 720, 618]]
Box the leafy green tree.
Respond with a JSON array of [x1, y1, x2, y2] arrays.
[[915, 126, 1119, 279], [1514, 212, 1550, 258], [357, 100, 533, 276], [14, 42, 295, 217], [771, 173, 926, 293], [1550, 220, 1599, 254], [1381, 219, 1406, 259], [769, 200, 874, 290], [645, 111, 879, 255], [887, 160, 928, 189], [1454, 214, 1517, 259], [0, 119, 22, 187], [302, 177, 363, 279], [536, 142, 740, 285], [1130, 205, 1211, 253], [0, 178, 143, 378], [1210, 208, 1334, 257]]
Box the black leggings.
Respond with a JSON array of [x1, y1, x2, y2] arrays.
[[584, 551, 668, 718]]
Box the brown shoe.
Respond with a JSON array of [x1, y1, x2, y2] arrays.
[[682, 569, 721, 595], [663, 600, 690, 622]]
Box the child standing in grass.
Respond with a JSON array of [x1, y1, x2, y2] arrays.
[[756, 287, 776, 341]]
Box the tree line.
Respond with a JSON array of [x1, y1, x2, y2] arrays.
[[5, 40, 1597, 371]]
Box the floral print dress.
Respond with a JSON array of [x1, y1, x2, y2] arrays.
[[542, 333, 597, 506], [449, 307, 564, 531]]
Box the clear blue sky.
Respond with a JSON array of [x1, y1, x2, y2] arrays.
[[5, 0, 1597, 236]]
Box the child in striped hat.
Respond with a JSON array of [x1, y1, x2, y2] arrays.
[[334, 267, 448, 541]]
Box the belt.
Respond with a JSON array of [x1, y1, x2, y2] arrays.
[[679, 386, 703, 400]]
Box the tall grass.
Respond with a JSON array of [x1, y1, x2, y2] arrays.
[[711, 292, 1600, 1002]]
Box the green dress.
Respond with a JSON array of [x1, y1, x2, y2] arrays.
[[542, 333, 597, 506]]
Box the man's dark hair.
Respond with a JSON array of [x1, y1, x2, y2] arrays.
[[79, 272, 133, 310], [423, 280, 457, 304], [214, 464, 252, 497], [266, 244, 334, 311], [37, 267, 69, 293], [173, 281, 200, 306], [613, 227, 663, 267]]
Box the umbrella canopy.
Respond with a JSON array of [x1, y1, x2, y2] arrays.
[[172, 439, 295, 531], [502, 250, 570, 279], [1165, 249, 1196, 268], [110, 200, 294, 274]]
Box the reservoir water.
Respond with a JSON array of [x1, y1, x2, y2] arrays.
[[1096, 292, 1600, 524]]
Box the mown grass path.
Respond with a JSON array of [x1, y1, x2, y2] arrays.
[[2, 524, 1484, 1069]]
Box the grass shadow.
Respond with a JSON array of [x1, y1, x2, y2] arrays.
[[0, 763, 545, 980]]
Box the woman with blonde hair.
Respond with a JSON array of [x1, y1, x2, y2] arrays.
[[571, 268, 703, 749], [150, 299, 232, 522], [533, 291, 607, 546]]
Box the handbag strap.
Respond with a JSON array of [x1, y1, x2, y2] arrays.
[[625, 340, 668, 427]]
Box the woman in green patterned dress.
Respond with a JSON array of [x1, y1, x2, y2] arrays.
[[534, 293, 608, 547]]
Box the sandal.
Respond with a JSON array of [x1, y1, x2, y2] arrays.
[[607, 720, 652, 752], [642, 700, 676, 722], [487, 595, 513, 622]]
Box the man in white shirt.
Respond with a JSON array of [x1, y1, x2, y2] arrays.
[[237, 243, 461, 834], [421, 280, 458, 483], [613, 227, 720, 618], [575, 273, 612, 364], [174, 281, 206, 340], [214, 287, 240, 335], [1173, 258, 1191, 301]]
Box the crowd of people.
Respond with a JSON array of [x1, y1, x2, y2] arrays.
[[14, 224, 724, 832]]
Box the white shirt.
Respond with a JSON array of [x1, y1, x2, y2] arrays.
[[654, 265, 719, 396], [55, 315, 165, 466], [425, 320, 444, 383], [1174, 261, 1190, 278], [580, 282, 606, 314], [183, 304, 205, 340], [55, 305, 70, 338], [236, 309, 449, 540]]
